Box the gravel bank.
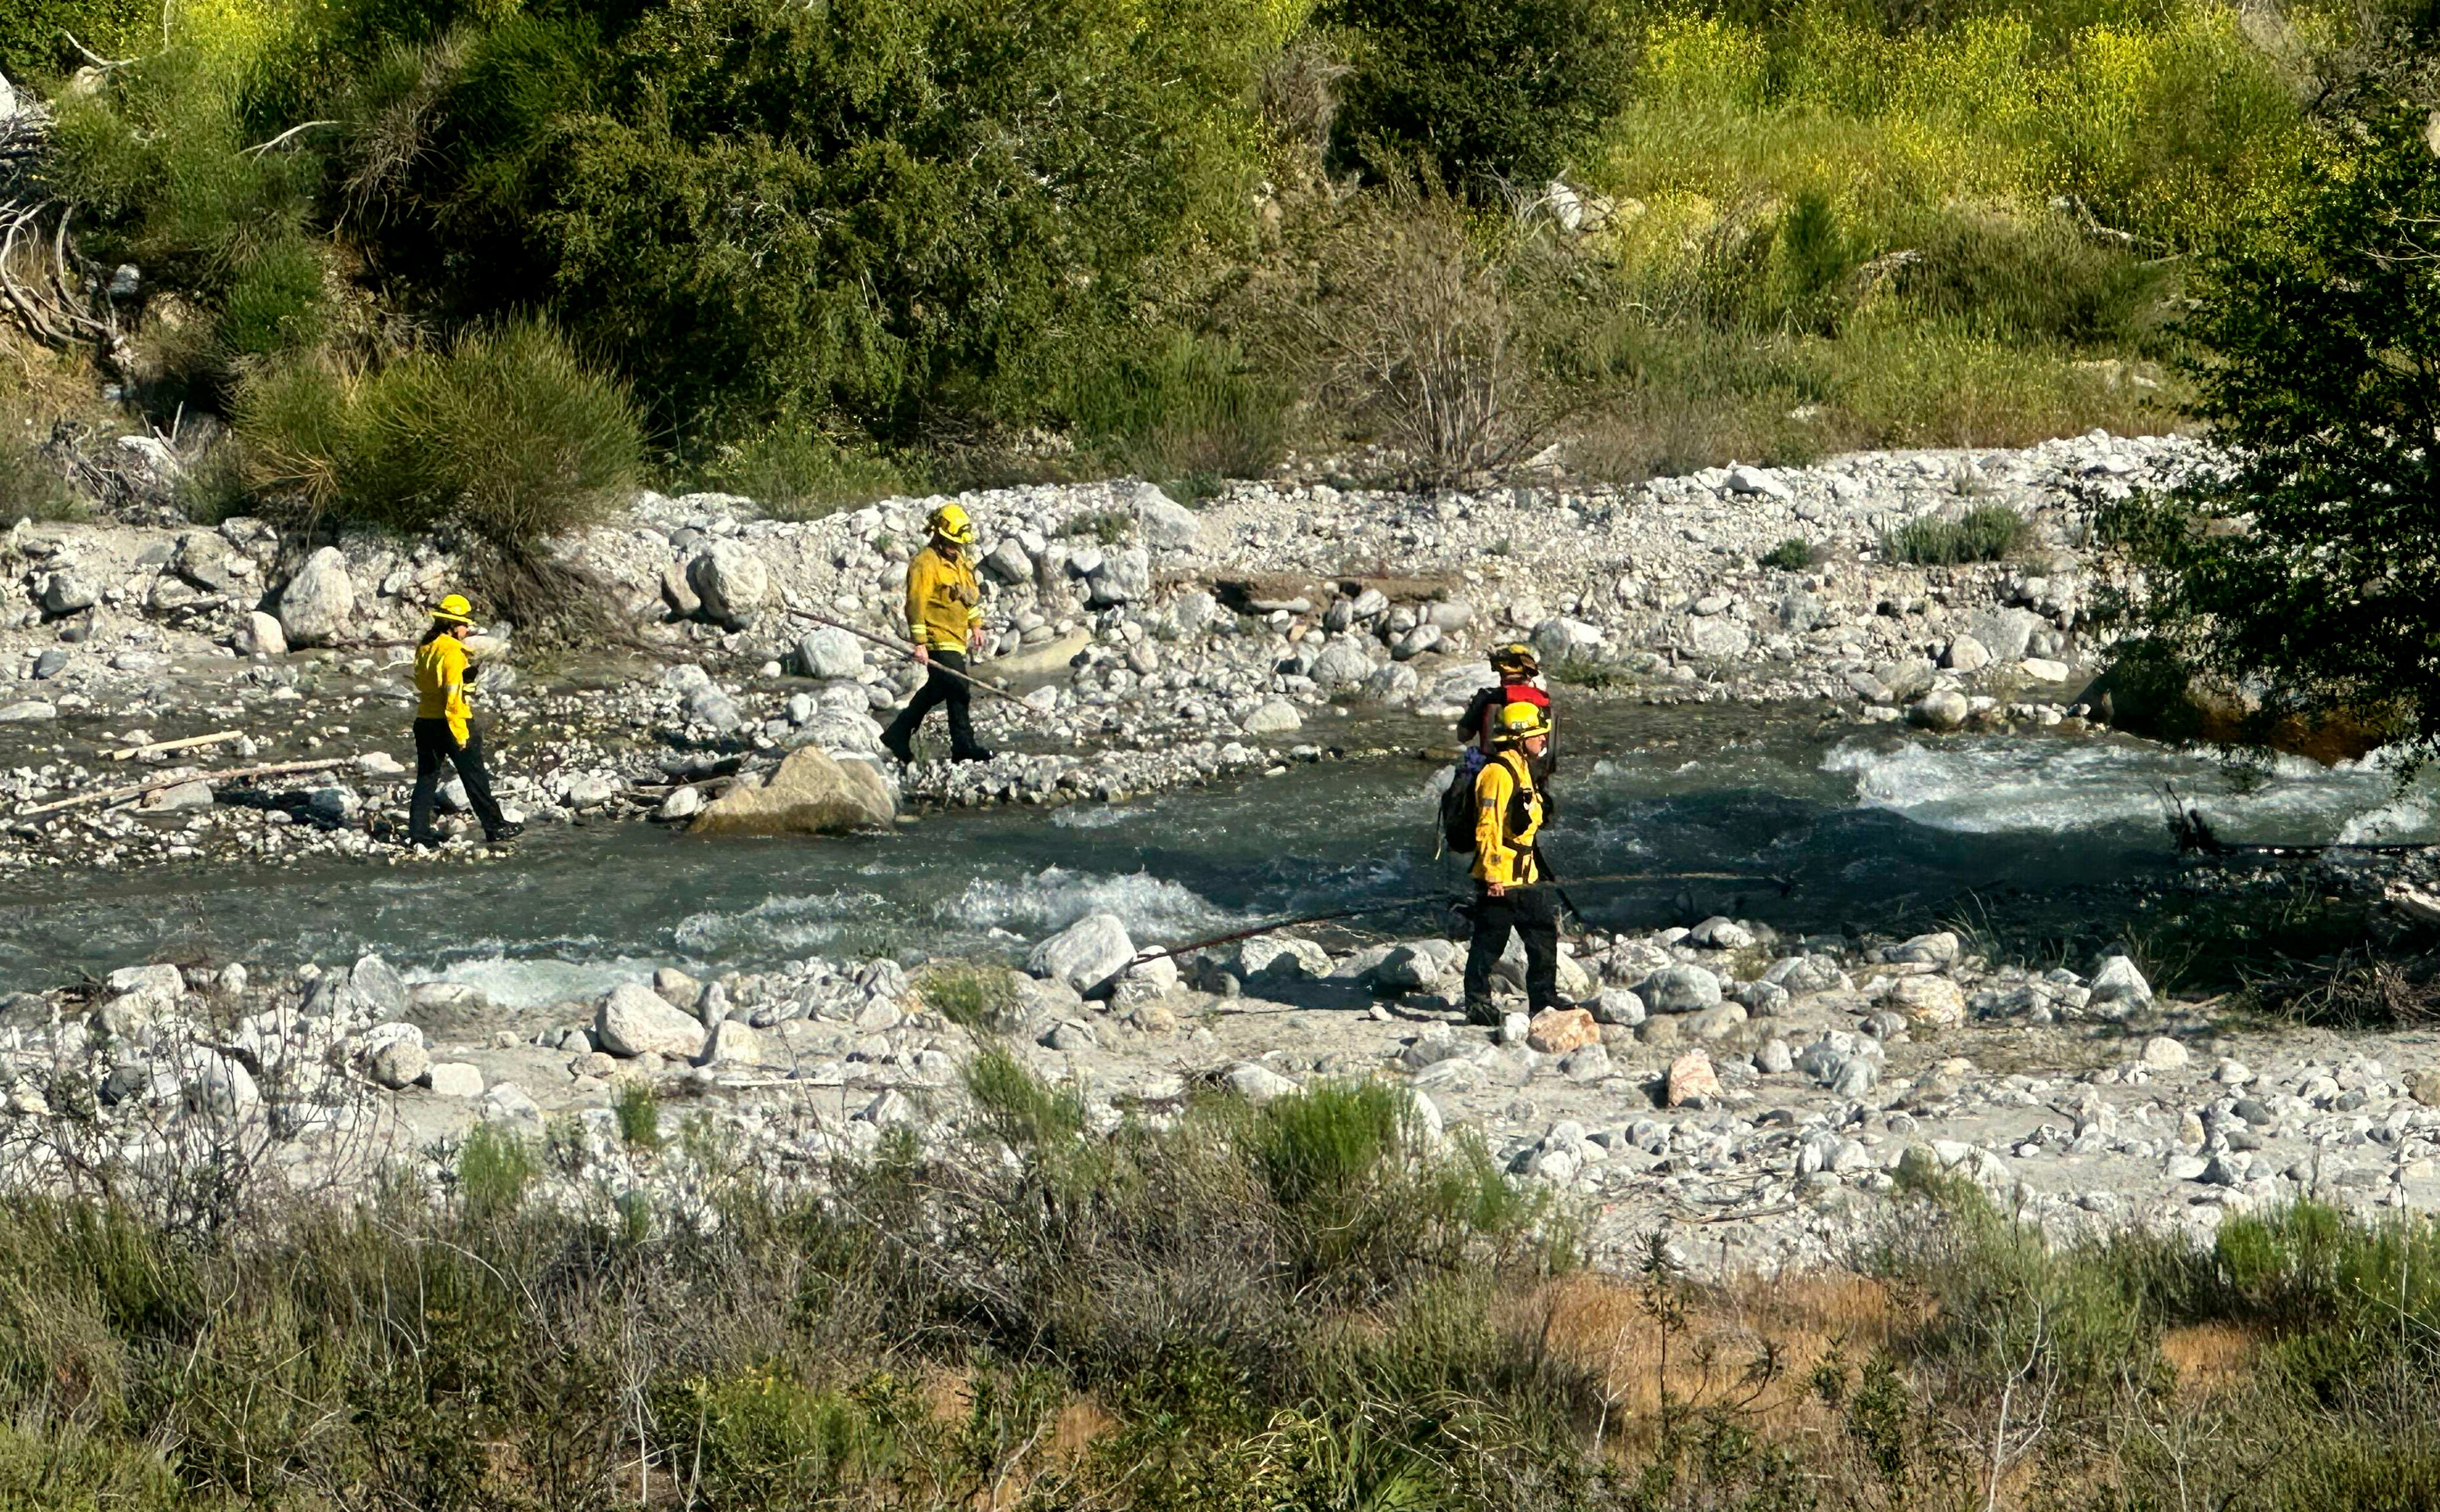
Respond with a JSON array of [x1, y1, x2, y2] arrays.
[[8, 898, 2437, 1281], [2, 431, 2191, 873]]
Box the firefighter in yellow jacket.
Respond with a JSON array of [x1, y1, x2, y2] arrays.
[[883, 504, 995, 763], [408, 595, 521, 847], [1461, 700, 1554, 1025]]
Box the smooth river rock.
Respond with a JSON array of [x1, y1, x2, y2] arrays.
[[689, 748, 894, 836]]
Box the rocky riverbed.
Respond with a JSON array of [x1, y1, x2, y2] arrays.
[[7, 897, 2439, 1279], [1, 430, 2189, 873]]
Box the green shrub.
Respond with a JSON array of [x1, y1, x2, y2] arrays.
[[612, 1080, 660, 1151], [0, 0, 154, 82], [1062, 328, 1289, 487], [1760, 536, 1819, 571], [1894, 206, 2171, 347], [693, 415, 912, 519], [1882, 504, 2029, 564], [455, 1122, 535, 1217], [1063, 510, 1134, 546], [233, 318, 640, 546], [2104, 102, 2440, 759], [1320, 0, 1630, 195], [963, 1044, 1086, 1150], [214, 235, 325, 358], [343, 0, 1274, 451], [916, 961, 1020, 1032], [1, 445, 86, 522]]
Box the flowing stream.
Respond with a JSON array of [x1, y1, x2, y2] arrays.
[[11, 704, 2433, 999]]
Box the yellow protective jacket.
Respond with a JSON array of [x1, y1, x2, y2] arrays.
[[1472, 750, 1544, 887], [415, 633, 474, 745], [905, 546, 983, 652]]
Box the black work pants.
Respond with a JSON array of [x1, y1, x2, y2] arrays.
[[410, 718, 508, 841], [885, 650, 979, 756], [1463, 884, 1559, 1011]]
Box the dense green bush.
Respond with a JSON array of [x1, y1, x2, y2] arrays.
[[334, 0, 1273, 451], [1319, 0, 1629, 195], [2106, 102, 2440, 761], [0, 0, 151, 81], [1896, 205, 2174, 347], [233, 317, 639, 544], [1760, 535, 1819, 570]]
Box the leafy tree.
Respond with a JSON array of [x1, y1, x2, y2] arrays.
[[2104, 102, 2440, 754], [1318, 0, 1627, 198], [345, 0, 1272, 451]]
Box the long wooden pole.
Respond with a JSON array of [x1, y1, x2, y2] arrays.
[[16, 756, 356, 818], [789, 604, 1049, 715], [107, 729, 242, 762]]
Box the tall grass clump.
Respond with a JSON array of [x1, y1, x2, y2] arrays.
[[232, 317, 640, 546], [917, 961, 1022, 1032], [1883, 503, 2030, 564], [1061, 328, 1290, 493], [690, 412, 914, 519]]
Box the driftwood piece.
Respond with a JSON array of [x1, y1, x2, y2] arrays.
[[16, 756, 355, 818]]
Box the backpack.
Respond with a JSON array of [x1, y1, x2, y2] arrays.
[[1439, 749, 1488, 857]]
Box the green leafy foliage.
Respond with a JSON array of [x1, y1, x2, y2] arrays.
[[1063, 328, 1290, 488], [344, 0, 1271, 451], [692, 414, 914, 521], [0, 0, 153, 84], [2104, 103, 2440, 759], [232, 317, 640, 544], [1319, 0, 1630, 194], [612, 1080, 660, 1150], [916, 961, 1020, 1032], [1760, 536, 1819, 571], [454, 1122, 534, 1217], [1882, 503, 2028, 563]]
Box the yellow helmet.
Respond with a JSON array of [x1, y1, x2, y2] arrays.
[[432, 593, 475, 626], [1494, 699, 1551, 743], [928, 503, 977, 545], [1489, 642, 1540, 677]]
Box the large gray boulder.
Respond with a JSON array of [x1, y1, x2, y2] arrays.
[[1310, 638, 1376, 690], [982, 540, 1033, 584], [1967, 607, 2048, 663], [1680, 613, 1750, 660], [277, 547, 356, 646], [1641, 963, 1723, 1013], [1087, 544, 1151, 606], [1028, 912, 1137, 998], [690, 748, 894, 835], [597, 982, 708, 1059], [240, 611, 287, 656], [794, 626, 865, 679], [40, 572, 96, 617], [2088, 955, 2153, 1012], [350, 953, 408, 1018], [1363, 661, 1420, 704], [688, 541, 768, 626], [1136, 486, 1202, 549], [1909, 689, 1971, 731]]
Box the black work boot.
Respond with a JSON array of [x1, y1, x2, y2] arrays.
[[952, 745, 996, 763], [1464, 998, 1502, 1027]]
